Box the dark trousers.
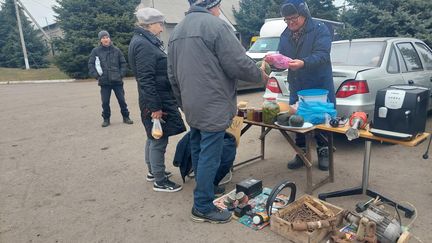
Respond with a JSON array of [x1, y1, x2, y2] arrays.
[[295, 132, 327, 148], [100, 85, 129, 119]]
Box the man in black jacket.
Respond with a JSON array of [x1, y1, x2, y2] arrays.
[[88, 30, 133, 127]]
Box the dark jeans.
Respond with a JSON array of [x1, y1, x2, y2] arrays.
[[190, 127, 225, 213], [295, 132, 327, 148], [100, 85, 129, 119], [213, 133, 236, 186]]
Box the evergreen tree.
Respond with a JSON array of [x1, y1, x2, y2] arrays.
[[233, 0, 271, 46], [307, 0, 339, 21], [339, 0, 432, 46], [0, 0, 48, 68], [53, 0, 140, 78]]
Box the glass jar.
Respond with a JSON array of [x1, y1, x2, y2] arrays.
[[246, 108, 255, 121], [262, 98, 280, 125], [253, 108, 262, 122]]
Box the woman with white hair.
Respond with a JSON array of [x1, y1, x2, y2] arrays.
[[128, 6, 186, 192]]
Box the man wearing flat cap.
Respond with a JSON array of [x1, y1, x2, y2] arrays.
[[168, 0, 268, 224], [88, 30, 133, 127], [278, 0, 335, 171]]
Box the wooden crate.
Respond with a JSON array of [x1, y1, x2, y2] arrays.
[[270, 195, 344, 243]]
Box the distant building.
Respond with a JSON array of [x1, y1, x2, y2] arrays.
[[139, 0, 242, 46], [38, 23, 64, 56], [41, 23, 64, 40]]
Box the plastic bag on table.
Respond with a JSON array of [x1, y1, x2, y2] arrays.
[[151, 118, 163, 139], [296, 101, 337, 125], [264, 54, 292, 69]]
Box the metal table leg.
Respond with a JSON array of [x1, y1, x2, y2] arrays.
[[233, 125, 270, 169], [318, 140, 415, 218], [279, 130, 332, 194]]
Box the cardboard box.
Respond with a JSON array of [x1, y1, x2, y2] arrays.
[[270, 195, 344, 243]]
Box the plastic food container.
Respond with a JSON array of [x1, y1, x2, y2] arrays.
[[297, 89, 328, 102]]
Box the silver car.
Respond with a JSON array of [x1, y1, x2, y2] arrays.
[[263, 37, 432, 118]]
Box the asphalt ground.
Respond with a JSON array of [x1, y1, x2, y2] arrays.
[[1, 80, 431, 242]]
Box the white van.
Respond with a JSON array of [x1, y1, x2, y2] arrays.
[[246, 18, 287, 61]]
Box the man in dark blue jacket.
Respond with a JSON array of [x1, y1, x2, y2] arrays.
[[278, 0, 335, 171], [88, 31, 133, 127]]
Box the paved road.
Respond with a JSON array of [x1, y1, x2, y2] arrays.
[[1, 80, 431, 242]]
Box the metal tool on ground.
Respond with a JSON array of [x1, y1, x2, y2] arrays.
[[346, 112, 368, 141], [343, 201, 403, 243], [234, 203, 253, 218]]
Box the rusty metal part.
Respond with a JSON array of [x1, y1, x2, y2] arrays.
[[330, 233, 354, 243], [282, 204, 324, 222], [292, 220, 331, 231], [356, 217, 369, 241], [364, 221, 377, 243], [304, 201, 326, 219]]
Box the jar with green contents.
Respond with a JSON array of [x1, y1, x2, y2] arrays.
[[262, 98, 280, 124]]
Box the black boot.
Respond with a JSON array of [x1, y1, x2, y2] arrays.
[[317, 147, 329, 171], [101, 118, 110, 127], [287, 147, 306, 169], [287, 155, 304, 169], [123, 117, 133, 124]]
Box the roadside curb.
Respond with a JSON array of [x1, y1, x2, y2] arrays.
[[0, 79, 76, 85]]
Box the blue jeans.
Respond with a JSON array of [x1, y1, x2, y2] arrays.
[[190, 127, 225, 213], [100, 85, 129, 119], [213, 133, 236, 186]]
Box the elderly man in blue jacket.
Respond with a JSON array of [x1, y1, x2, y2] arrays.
[[278, 0, 336, 171]]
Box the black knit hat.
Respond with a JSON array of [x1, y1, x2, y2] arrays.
[[98, 30, 110, 40], [188, 0, 222, 9], [280, 0, 310, 17]]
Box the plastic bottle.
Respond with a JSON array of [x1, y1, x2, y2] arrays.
[[252, 212, 270, 225], [262, 98, 280, 125]]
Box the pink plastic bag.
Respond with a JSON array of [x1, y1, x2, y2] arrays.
[[264, 54, 292, 69]]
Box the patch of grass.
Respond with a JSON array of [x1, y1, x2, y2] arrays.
[[0, 66, 71, 81]]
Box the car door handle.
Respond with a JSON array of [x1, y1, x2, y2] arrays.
[[408, 80, 414, 85]]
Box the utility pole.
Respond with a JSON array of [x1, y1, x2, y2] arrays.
[[17, 0, 51, 41], [14, 0, 30, 69]]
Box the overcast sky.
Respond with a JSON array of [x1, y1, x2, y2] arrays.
[[1, 0, 346, 27]]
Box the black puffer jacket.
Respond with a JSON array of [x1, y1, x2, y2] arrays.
[[88, 44, 127, 86], [128, 27, 186, 138]]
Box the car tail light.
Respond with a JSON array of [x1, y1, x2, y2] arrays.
[[266, 77, 282, 94], [336, 80, 369, 98]]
